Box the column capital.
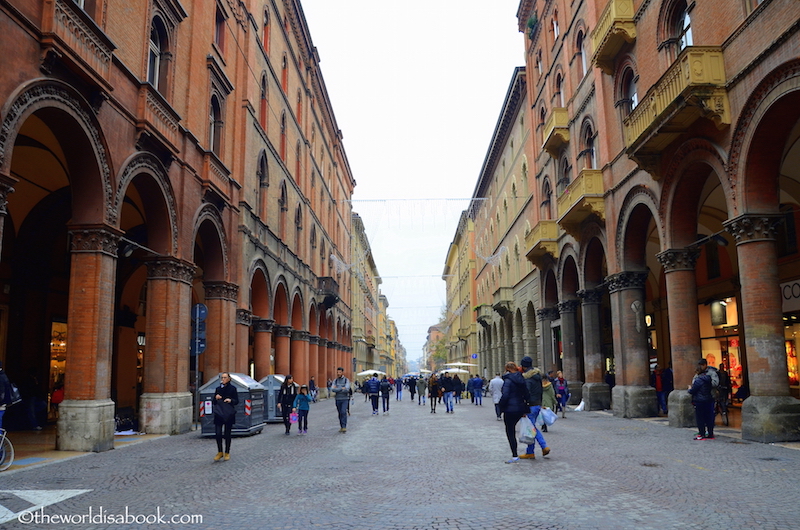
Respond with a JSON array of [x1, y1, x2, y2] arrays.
[[236, 309, 252, 326], [606, 271, 648, 294], [69, 225, 122, 257], [656, 247, 701, 272], [577, 288, 603, 305], [253, 318, 275, 333], [724, 213, 784, 244], [0, 179, 14, 215], [291, 329, 310, 342], [146, 258, 195, 284], [557, 299, 580, 314], [317, 338, 329, 349], [203, 281, 239, 302], [536, 307, 559, 321], [308, 335, 320, 345], [274, 325, 293, 338]]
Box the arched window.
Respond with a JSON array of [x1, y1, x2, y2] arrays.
[[295, 141, 302, 184], [296, 89, 303, 125], [259, 75, 268, 130], [555, 73, 564, 107], [539, 106, 547, 144], [281, 54, 288, 92], [620, 67, 638, 115], [279, 181, 288, 239], [582, 123, 597, 169], [280, 112, 287, 161], [552, 10, 560, 40], [541, 179, 553, 220], [576, 31, 587, 78], [536, 49, 543, 75], [210, 95, 223, 155], [257, 153, 268, 219], [262, 9, 270, 54], [147, 17, 169, 93], [557, 156, 571, 195], [674, 1, 693, 54]]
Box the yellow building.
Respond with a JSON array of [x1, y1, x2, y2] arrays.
[[443, 212, 479, 370]]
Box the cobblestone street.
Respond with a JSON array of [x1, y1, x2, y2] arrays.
[[1, 393, 799, 530]]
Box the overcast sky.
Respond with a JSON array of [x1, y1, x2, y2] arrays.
[[302, 1, 525, 364]]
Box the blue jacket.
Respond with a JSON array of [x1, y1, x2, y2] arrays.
[[365, 377, 381, 395], [292, 393, 312, 411], [688, 371, 713, 402], [498, 371, 530, 415]]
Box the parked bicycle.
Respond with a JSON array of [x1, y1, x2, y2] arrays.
[[0, 428, 14, 471], [714, 388, 729, 427]]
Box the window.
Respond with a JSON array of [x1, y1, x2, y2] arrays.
[[259, 75, 268, 130], [582, 124, 597, 169], [209, 95, 223, 155], [296, 89, 303, 125], [674, 1, 693, 54], [295, 141, 302, 184], [263, 9, 270, 54], [552, 10, 560, 40], [214, 7, 225, 52], [577, 31, 588, 78], [557, 157, 571, 195], [257, 153, 268, 219], [536, 49, 543, 75], [280, 112, 287, 161], [541, 180, 553, 220], [555, 73, 564, 107], [281, 54, 288, 93], [147, 18, 168, 92], [620, 68, 638, 115], [279, 181, 288, 239], [539, 106, 547, 143]]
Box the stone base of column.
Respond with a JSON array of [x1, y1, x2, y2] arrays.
[[140, 392, 194, 435], [668, 390, 696, 428], [57, 399, 115, 452], [611, 385, 658, 418], [741, 395, 800, 443], [567, 380, 584, 405], [582, 382, 611, 410]]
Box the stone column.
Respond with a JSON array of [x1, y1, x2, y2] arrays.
[[140, 258, 195, 435], [578, 288, 610, 410], [253, 319, 274, 379], [657, 248, 702, 428], [558, 299, 583, 404], [317, 338, 329, 387], [536, 307, 558, 372], [327, 340, 339, 379], [58, 226, 119, 452], [308, 335, 319, 386], [274, 325, 292, 376], [725, 214, 800, 442], [235, 309, 252, 375], [607, 271, 657, 418], [203, 281, 238, 377], [290, 330, 310, 386]]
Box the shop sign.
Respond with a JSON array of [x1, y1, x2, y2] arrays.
[[780, 280, 800, 313]]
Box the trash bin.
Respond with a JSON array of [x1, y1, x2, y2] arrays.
[[199, 373, 265, 436], [259, 374, 298, 423]]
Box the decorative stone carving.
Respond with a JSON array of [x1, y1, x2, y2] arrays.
[[724, 214, 784, 244], [536, 307, 559, 321], [308, 335, 320, 345], [557, 299, 580, 314], [577, 288, 604, 305], [235, 309, 252, 326], [203, 281, 239, 301], [606, 271, 648, 293], [70, 226, 120, 256], [253, 319, 274, 333], [656, 248, 701, 272], [291, 330, 310, 341], [146, 258, 195, 284], [274, 325, 292, 338]]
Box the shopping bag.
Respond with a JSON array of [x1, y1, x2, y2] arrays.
[[289, 412, 299, 424], [540, 407, 558, 426], [518, 415, 537, 445]]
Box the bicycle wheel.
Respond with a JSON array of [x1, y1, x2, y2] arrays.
[[721, 404, 729, 426], [0, 436, 14, 471]]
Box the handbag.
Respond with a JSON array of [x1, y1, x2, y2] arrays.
[[541, 407, 558, 426], [212, 401, 236, 424], [289, 412, 299, 424], [518, 415, 537, 445]]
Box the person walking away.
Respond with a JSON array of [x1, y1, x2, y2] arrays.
[[428, 376, 440, 413], [519, 356, 550, 459], [489, 373, 504, 421], [277, 375, 298, 435], [395, 377, 403, 401], [380, 375, 392, 415], [540, 377, 557, 432], [554, 371, 570, 414], [309, 377, 318, 403], [326, 378, 332, 399], [408, 376, 417, 403], [440, 372, 455, 413], [688, 359, 715, 440], [717, 363, 730, 405], [331, 367, 351, 433], [471, 375, 483, 406], [498, 362, 530, 464], [650, 364, 669, 415], [292, 385, 312, 434], [213, 372, 239, 461], [454, 375, 464, 404], [417, 376, 427, 405], [365, 373, 381, 415]]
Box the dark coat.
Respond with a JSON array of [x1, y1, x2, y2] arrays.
[[498, 371, 530, 415], [278, 383, 298, 407], [688, 371, 713, 403], [440, 376, 455, 392], [522, 368, 543, 406], [213, 382, 239, 426]]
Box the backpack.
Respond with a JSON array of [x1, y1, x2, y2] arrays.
[[708, 367, 720, 388]]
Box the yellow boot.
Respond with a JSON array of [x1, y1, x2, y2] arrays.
[[214, 452, 224, 461], [223, 453, 230, 461]]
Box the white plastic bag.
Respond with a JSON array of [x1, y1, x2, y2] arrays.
[[574, 400, 585, 412], [518, 415, 537, 445]]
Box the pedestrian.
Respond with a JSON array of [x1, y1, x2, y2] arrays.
[[453, 374, 464, 404], [408, 375, 417, 402], [428, 375, 440, 413], [554, 370, 570, 414], [688, 359, 715, 440], [326, 378, 333, 399], [519, 356, 550, 459], [380, 375, 392, 415], [20, 368, 43, 431], [331, 367, 351, 433], [0, 361, 12, 430], [540, 376, 557, 432], [277, 375, 298, 435], [417, 376, 427, 405], [650, 364, 674, 415], [212, 372, 238, 461], [489, 372, 504, 420], [498, 361, 530, 464], [395, 376, 403, 401], [440, 372, 455, 413], [365, 373, 381, 415], [717, 363, 730, 404], [292, 384, 312, 435], [471, 374, 483, 406], [309, 376, 318, 403]]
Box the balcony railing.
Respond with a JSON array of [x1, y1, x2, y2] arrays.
[[542, 108, 570, 157], [476, 304, 493, 328], [624, 47, 729, 178], [137, 84, 181, 152], [590, 0, 636, 75], [41, 0, 116, 88], [557, 169, 605, 237], [525, 220, 559, 265], [318, 277, 340, 308]]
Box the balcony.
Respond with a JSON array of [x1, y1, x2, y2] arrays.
[[557, 169, 605, 238], [525, 220, 559, 265], [590, 0, 636, 75], [492, 287, 513, 318], [318, 277, 340, 308], [476, 304, 493, 328], [202, 152, 232, 202], [41, 0, 116, 89], [624, 47, 730, 178], [137, 84, 181, 153], [542, 108, 570, 157]]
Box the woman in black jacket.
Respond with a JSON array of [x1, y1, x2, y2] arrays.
[[213, 372, 239, 461], [277, 375, 298, 435], [498, 362, 531, 464]]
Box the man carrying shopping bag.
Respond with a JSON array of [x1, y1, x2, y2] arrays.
[[519, 356, 550, 459]]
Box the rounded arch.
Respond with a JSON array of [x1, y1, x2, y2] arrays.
[[542, 266, 559, 307], [272, 277, 290, 326], [290, 289, 304, 330], [249, 259, 271, 318], [0, 78, 113, 224], [115, 152, 179, 255], [193, 204, 228, 280], [616, 185, 663, 270], [578, 223, 609, 289], [308, 304, 319, 336], [558, 244, 580, 299]]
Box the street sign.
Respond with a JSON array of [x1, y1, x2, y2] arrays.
[[191, 303, 208, 356], [191, 303, 208, 322], [471, 354, 478, 359]]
